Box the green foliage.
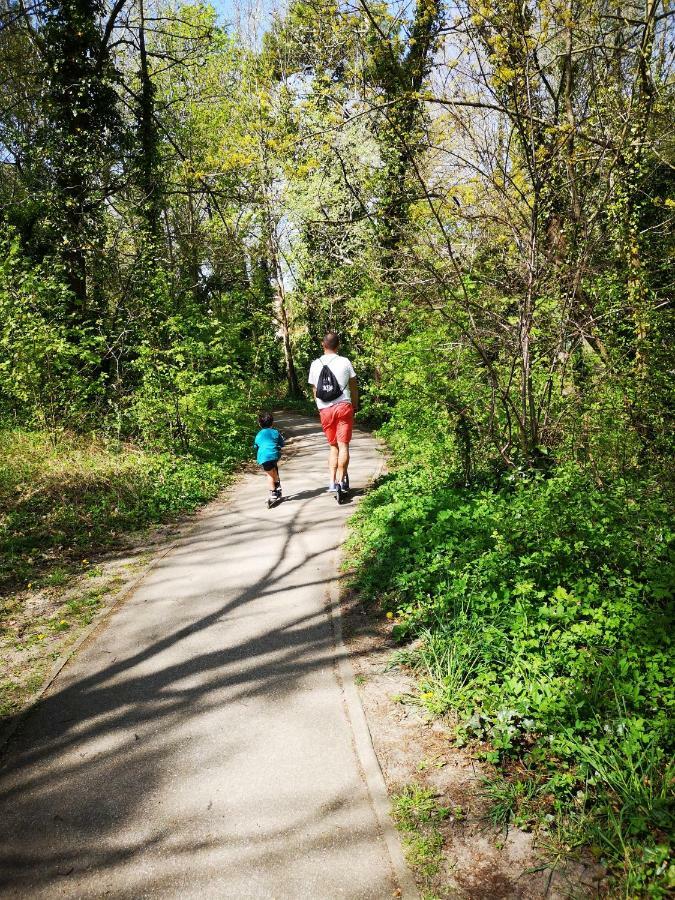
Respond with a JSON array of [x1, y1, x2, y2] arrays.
[[350, 450, 674, 892], [0, 4, 285, 449], [25, 0, 126, 306], [129, 312, 263, 459], [0, 234, 107, 428], [0, 428, 235, 592]]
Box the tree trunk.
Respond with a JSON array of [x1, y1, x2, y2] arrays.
[[138, 0, 161, 240], [268, 233, 300, 396]]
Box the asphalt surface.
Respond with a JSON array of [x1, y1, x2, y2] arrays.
[[0, 414, 411, 899]]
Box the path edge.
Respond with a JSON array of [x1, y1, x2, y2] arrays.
[[0, 414, 323, 758], [327, 455, 419, 900], [0, 479, 242, 759]]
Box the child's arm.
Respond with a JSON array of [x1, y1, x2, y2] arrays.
[[278, 432, 286, 449]]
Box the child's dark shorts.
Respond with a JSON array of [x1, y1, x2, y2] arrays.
[[261, 460, 279, 471]]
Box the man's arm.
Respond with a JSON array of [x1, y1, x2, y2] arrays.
[[349, 377, 359, 413], [308, 361, 318, 402]]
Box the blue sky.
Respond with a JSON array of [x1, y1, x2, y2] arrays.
[[209, 0, 237, 25], [209, 0, 279, 27], [210, 0, 235, 20], [209, 0, 413, 31]]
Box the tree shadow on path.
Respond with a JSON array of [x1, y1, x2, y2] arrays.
[[0, 416, 389, 898]]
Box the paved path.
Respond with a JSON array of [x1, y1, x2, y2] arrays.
[[0, 415, 412, 899]]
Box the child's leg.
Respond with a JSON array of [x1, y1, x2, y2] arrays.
[[265, 466, 277, 491]]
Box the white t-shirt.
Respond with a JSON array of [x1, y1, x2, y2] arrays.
[[308, 354, 357, 410]]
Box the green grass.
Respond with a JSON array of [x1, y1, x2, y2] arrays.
[[0, 579, 113, 722], [0, 428, 234, 592], [391, 784, 451, 889], [349, 461, 674, 896], [0, 669, 46, 719], [482, 775, 541, 831]]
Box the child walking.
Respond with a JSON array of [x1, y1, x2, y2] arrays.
[[254, 412, 285, 507]]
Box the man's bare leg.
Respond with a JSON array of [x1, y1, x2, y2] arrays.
[[336, 442, 350, 485], [329, 443, 339, 486]]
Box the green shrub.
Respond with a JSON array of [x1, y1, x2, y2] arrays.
[[349, 461, 674, 893], [0, 235, 106, 430]]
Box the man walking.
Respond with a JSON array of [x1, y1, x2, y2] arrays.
[[308, 332, 358, 503]]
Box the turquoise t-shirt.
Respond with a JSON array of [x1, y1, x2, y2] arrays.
[[254, 427, 285, 465]]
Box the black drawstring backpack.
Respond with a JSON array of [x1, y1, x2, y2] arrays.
[[315, 357, 344, 402]]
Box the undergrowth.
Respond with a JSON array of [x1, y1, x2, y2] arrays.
[[349, 459, 674, 896], [0, 427, 251, 591]]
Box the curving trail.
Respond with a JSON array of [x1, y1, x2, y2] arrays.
[[0, 414, 415, 899]]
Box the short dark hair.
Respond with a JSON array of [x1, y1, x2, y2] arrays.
[[323, 332, 340, 351], [258, 411, 274, 428]]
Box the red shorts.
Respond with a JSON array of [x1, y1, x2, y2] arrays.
[[319, 402, 354, 445]]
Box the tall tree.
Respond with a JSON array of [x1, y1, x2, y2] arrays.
[[135, 0, 162, 241], [361, 0, 444, 259], [29, 0, 126, 311]]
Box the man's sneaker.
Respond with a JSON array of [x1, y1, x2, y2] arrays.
[[340, 474, 350, 494], [327, 482, 338, 493]]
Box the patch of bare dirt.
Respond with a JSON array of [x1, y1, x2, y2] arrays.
[[341, 591, 606, 899]]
